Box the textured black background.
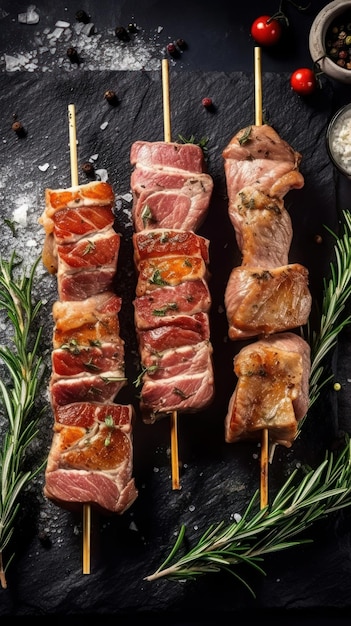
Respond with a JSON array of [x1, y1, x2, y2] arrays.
[[1, 1, 351, 623]]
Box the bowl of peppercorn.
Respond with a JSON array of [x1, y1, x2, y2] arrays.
[[309, 0, 351, 84]]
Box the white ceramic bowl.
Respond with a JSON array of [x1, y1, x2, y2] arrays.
[[326, 103, 351, 177], [309, 0, 351, 84]]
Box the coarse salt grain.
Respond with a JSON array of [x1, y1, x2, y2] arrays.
[[330, 111, 351, 175], [38, 162, 50, 171]]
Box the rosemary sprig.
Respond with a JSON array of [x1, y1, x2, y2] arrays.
[[0, 253, 44, 589], [146, 438, 351, 595], [304, 209, 351, 416], [145, 209, 351, 592], [178, 134, 209, 153]]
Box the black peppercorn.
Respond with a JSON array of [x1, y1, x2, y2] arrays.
[[12, 120, 26, 137], [67, 47, 79, 63], [176, 38, 187, 50], [75, 10, 90, 24], [115, 26, 130, 42], [104, 89, 119, 105], [127, 23, 138, 33], [82, 162, 95, 179]]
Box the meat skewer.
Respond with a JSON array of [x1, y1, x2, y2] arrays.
[[223, 48, 312, 508], [39, 105, 138, 574], [131, 59, 215, 489]]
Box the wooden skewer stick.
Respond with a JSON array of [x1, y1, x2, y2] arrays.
[[161, 59, 180, 490], [162, 58, 172, 143], [254, 47, 263, 127], [253, 48, 269, 510], [68, 103, 92, 572]]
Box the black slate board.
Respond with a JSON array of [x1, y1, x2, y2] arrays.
[[0, 69, 347, 619]]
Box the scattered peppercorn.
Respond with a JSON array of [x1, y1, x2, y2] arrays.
[[166, 42, 180, 58], [202, 97, 213, 108], [202, 97, 215, 112], [115, 26, 130, 42], [75, 10, 90, 24], [325, 10, 351, 71], [82, 162, 96, 179], [104, 89, 119, 105], [67, 47, 79, 63], [314, 234, 323, 244], [12, 120, 26, 137], [127, 23, 138, 33], [176, 38, 187, 50]]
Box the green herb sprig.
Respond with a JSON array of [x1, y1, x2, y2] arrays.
[[146, 438, 351, 595], [178, 135, 209, 153], [145, 209, 351, 593], [0, 253, 44, 589], [304, 210, 351, 416]]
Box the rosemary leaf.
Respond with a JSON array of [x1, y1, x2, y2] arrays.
[[0, 253, 45, 589]]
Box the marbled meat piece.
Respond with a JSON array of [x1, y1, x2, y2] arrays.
[[134, 279, 211, 330], [58, 267, 117, 301], [140, 341, 213, 381], [51, 205, 115, 245], [130, 140, 214, 234], [137, 312, 211, 352], [50, 369, 127, 407], [224, 263, 312, 340], [228, 187, 293, 268], [135, 255, 209, 297], [40, 180, 115, 235], [54, 401, 132, 428], [133, 228, 209, 264], [56, 227, 120, 300], [57, 230, 120, 273], [130, 140, 206, 173], [52, 292, 121, 348], [52, 340, 125, 378], [39, 181, 115, 273], [132, 172, 213, 232], [222, 124, 304, 200], [140, 367, 214, 423], [225, 332, 311, 447], [44, 402, 138, 513]]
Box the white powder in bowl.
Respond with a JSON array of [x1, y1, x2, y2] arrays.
[[329, 108, 351, 175]]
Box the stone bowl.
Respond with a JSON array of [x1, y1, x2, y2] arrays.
[[309, 0, 351, 84]]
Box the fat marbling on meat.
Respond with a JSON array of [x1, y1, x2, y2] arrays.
[[130, 140, 214, 233]]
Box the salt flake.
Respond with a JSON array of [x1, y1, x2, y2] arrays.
[[100, 121, 108, 130], [38, 163, 50, 172], [18, 5, 39, 25], [95, 168, 108, 182], [13, 205, 28, 226]]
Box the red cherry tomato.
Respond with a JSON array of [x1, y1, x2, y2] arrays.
[[250, 15, 282, 46], [290, 68, 317, 96]]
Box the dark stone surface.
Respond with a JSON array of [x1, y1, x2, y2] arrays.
[[0, 1, 351, 622]]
